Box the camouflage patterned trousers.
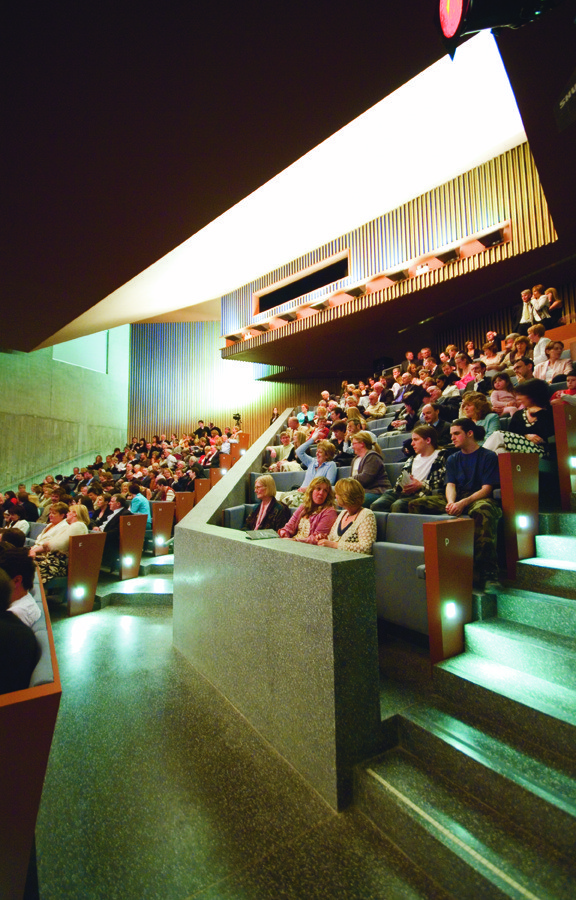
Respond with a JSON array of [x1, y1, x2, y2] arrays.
[[407, 495, 502, 576]]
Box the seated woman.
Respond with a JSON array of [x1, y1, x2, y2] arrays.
[[490, 373, 520, 417], [295, 438, 338, 490], [544, 286, 564, 331], [244, 475, 291, 532], [454, 352, 475, 389], [479, 341, 505, 378], [533, 340, 573, 383], [318, 478, 377, 554], [29, 501, 88, 583], [350, 431, 390, 506], [278, 477, 338, 544], [460, 393, 500, 443], [513, 335, 533, 362], [371, 425, 446, 512], [484, 378, 555, 457]]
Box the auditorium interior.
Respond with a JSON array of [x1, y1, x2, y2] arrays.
[[3, 2, 576, 899]]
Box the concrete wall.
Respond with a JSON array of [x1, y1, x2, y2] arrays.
[[0, 325, 130, 492]]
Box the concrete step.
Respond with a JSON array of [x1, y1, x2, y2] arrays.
[[139, 553, 174, 576], [96, 574, 173, 608], [540, 512, 576, 537], [535, 534, 576, 561], [464, 619, 576, 691], [515, 557, 576, 601], [434, 653, 576, 760], [497, 588, 576, 638], [398, 700, 576, 857], [356, 747, 576, 900]]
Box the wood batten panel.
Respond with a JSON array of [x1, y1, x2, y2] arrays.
[[222, 144, 556, 363], [129, 321, 331, 443]]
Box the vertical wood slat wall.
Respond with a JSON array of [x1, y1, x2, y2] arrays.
[[129, 321, 329, 442], [221, 143, 556, 360]]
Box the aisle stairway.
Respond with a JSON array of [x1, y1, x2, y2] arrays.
[[356, 512, 576, 898]]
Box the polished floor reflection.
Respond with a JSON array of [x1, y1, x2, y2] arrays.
[[36, 596, 446, 900]]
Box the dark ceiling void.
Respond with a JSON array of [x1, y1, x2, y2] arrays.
[[2, 0, 446, 352]]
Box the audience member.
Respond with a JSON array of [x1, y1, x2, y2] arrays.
[[420, 403, 452, 445], [278, 477, 338, 544], [490, 373, 520, 416], [533, 341, 572, 383], [0, 567, 39, 695], [372, 425, 446, 512], [408, 419, 502, 589], [349, 431, 390, 506], [528, 323, 548, 366], [512, 356, 535, 383], [318, 479, 377, 554], [462, 360, 491, 396], [484, 378, 554, 457], [0, 546, 40, 627], [243, 476, 291, 532], [551, 369, 576, 405]]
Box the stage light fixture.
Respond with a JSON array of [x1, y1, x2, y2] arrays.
[[439, 0, 563, 47]]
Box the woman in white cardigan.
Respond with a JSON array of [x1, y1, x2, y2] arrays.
[[318, 478, 376, 555], [29, 502, 88, 582]]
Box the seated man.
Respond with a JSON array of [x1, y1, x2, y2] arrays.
[[363, 391, 387, 421], [372, 425, 446, 512], [92, 493, 131, 565], [512, 356, 535, 384], [462, 360, 492, 396], [420, 403, 452, 445], [407, 419, 502, 589], [0, 545, 41, 627], [267, 431, 296, 472], [0, 567, 39, 694], [330, 421, 354, 466]]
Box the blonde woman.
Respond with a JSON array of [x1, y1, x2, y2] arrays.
[[318, 479, 376, 554], [243, 475, 291, 532], [278, 477, 338, 544]]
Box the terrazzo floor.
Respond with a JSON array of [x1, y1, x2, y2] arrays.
[[34, 592, 441, 900]]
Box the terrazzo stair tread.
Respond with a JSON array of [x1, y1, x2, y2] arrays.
[[434, 654, 576, 760], [397, 702, 576, 855], [515, 559, 576, 602], [496, 588, 576, 637], [535, 535, 576, 561], [464, 619, 576, 689], [539, 513, 576, 537], [356, 749, 576, 900]]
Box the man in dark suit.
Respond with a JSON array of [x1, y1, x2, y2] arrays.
[[462, 360, 492, 397], [421, 403, 453, 445], [93, 494, 131, 566]]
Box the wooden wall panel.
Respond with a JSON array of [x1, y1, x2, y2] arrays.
[[222, 143, 556, 361], [129, 322, 331, 442]]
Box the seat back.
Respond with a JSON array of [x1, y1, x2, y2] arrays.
[[385, 512, 451, 546], [385, 462, 404, 485], [250, 470, 305, 499]]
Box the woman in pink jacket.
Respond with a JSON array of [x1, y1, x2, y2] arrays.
[[278, 477, 338, 544]]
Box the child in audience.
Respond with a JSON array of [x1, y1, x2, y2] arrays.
[[489, 373, 520, 417]]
